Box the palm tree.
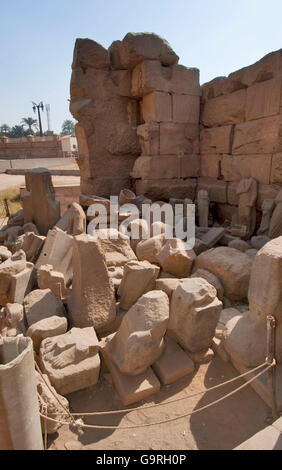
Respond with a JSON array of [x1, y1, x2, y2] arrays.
[[21, 117, 38, 135], [0, 124, 11, 136], [9, 125, 26, 138], [61, 119, 75, 136]]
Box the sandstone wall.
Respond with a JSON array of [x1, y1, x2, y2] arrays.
[[200, 49, 282, 222], [0, 135, 64, 159]]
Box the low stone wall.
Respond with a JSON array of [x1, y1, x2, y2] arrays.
[[0, 135, 64, 159], [200, 49, 282, 221]]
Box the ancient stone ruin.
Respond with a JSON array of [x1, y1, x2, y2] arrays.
[[1, 32, 282, 450]]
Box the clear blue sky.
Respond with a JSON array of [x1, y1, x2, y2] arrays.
[[1, 0, 281, 133]]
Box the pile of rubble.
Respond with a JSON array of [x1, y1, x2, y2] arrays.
[[1, 166, 282, 436]]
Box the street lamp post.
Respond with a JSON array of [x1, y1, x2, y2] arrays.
[[32, 101, 44, 136]]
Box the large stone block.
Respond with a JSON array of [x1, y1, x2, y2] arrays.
[[104, 290, 169, 376], [200, 125, 232, 154], [118, 260, 160, 310], [24, 288, 66, 327], [270, 153, 282, 183], [170, 65, 200, 95], [221, 154, 272, 184], [141, 91, 172, 122], [257, 183, 281, 209], [156, 238, 196, 277], [135, 178, 197, 200], [160, 122, 199, 155], [200, 154, 221, 178], [131, 60, 170, 97], [131, 155, 181, 179], [201, 89, 246, 127], [168, 278, 222, 352], [72, 38, 110, 70], [40, 327, 101, 395], [195, 247, 253, 301], [109, 32, 179, 70], [172, 94, 200, 124], [180, 154, 200, 178], [137, 122, 159, 155], [197, 177, 227, 203], [68, 234, 116, 331], [246, 78, 281, 121], [232, 115, 282, 154]]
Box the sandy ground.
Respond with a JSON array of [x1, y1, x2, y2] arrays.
[[48, 355, 271, 451], [0, 174, 80, 192]]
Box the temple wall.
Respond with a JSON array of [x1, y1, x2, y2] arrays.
[[0, 135, 64, 159], [70, 34, 282, 225]]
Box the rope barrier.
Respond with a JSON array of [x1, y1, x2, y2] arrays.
[[37, 361, 273, 431]]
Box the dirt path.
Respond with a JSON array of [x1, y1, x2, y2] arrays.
[[48, 356, 271, 450]]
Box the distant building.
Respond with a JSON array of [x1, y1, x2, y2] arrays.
[[59, 135, 78, 157]]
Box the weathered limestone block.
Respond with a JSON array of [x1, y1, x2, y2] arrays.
[[236, 177, 257, 238], [23, 223, 40, 235], [100, 335, 161, 406], [201, 76, 228, 101], [199, 227, 226, 248], [224, 312, 266, 367], [270, 153, 282, 184], [109, 32, 179, 70], [221, 154, 272, 184], [56, 202, 86, 236], [170, 65, 200, 95], [188, 348, 214, 364], [103, 290, 169, 376], [141, 91, 172, 122], [232, 115, 282, 154], [245, 77, 281, 121], [172, 94, 200, 124], [131, 60, 170, 97], [197, 190, 209, 227], [156, 238, 196, 277], [136, 178, 197, 200], [228, 239, 249, 252], [119, 188, 136, 206], [202, 89, 246, 127], [108, 266, 124, 291], [136, 234, 166, 264], [180, 154, 201, 178], [68, 234, 116, 330], [0, 251, 35, 306], [40, 327, 100, 395], [155, 278, 185, 298], [36, 227, 73, 286], [36, 371, 70, 434], [131, 155, 181, 180], [152, 335, 194, 385], [118, 260, 160, 310], [269, 189, 282, 238], [200, 153, 220, 178], [1, 226, 24, 251], [22, 168, 60, 236], [14, 232, 45, 263], [197, 177, 227, 203], [72, 38, 110, 70], [191, 268, 224, 300], [195, 247, 253, 301], [168, 278, 222, 352], [24, 288, 66, 327], [93, 229, 137, 267], [160, 122, 199, 155], [136, 122, 160, 155], [27, 315, 68, 352], [0, 303, 25, 337], [128, 218, 149, 253], [200, 126, 232, 154], [0, 246, 12, 262], [37, 264, 70, 301]]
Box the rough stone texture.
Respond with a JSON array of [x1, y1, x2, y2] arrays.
[[232, 115, 282, 154], [15, 232, 45, 264], [195, 247, 252, 301], [68, 234, 116, 331], [40, 327, 100, 395], [200, 126, 232, 154], [236, 177, 257, 238], [36, 227, 73, 286], [104, 290, 169, 376], [24, 288, 66, 327], [100, 335, 161, 406], [27, 315, 68, 352], [155, 278, 185, 298], [22, 168, 60, 236], [269, 189, 282, 238], [118, 260, 160, 310], [136, 234, 166, 264], [0, 251, 35, 307], [257, 199, 275, 235], [56, 202, 86, 236], [191, 268, 224, 300], [0, 302, 25, 337], [228, 239, 250, 252], [37, 264, 70, 301], [152, 335, 194, 384], [201, 89, 246, 127], [90, 229, 137, 267], [168, 277, 222, 352], [156, 238, 196, 277]]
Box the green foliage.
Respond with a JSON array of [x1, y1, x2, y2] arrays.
[[21, 117, 38, 135], [61, 119, 75, 136]]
